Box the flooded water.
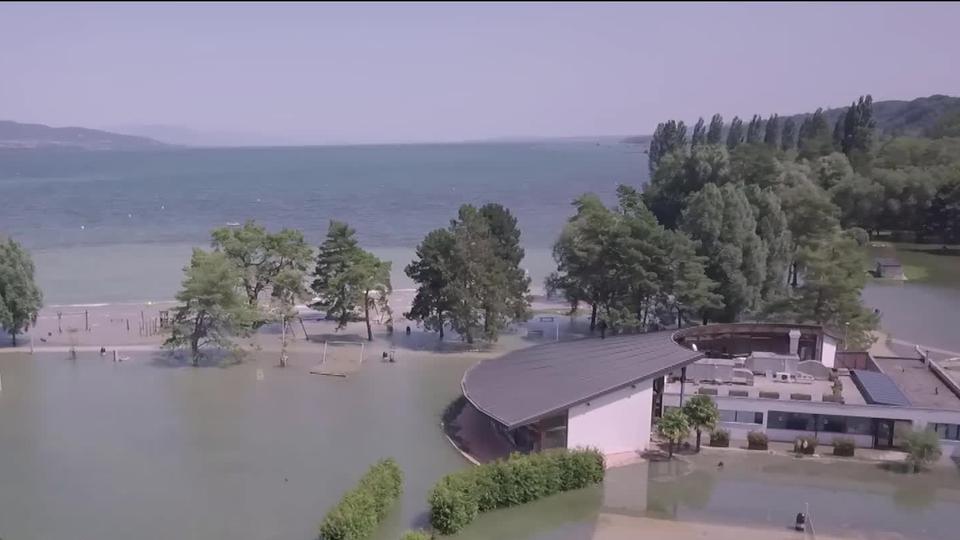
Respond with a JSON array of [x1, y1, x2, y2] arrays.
[[863, 243, 960, 353], [454, 454, 960, 540], [3, 348, 960, 540], [0, 349, 476, 540]]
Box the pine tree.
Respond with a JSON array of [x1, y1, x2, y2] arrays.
[[707, 114, 724, 144], [311, 220, 364, 330], [691, 117, 706, 147], [726, 116, 744, 150], [763, 114, 781, 148]]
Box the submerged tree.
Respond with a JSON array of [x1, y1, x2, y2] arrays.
[[658, 408, 691, 459], [311, 220, 391, 340], [312, 221, 363, 330], [0, 237, 43, 345], [165, 249, 258, 365], [682, 394, 719, 452], [903, 429, 942, 473], [405, 229, 456, 339], [211, 220, 312, 306], [407, 204, 529, 343]]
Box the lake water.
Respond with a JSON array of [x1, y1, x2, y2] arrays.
[[3, 142, 958, 351], [0, 142, 640, 304]]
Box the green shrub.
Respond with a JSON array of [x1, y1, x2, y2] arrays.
[[904, 429, 942, 473], [427, 449, 604, 535], [320, 458, 403, 540], [709, 429, 730, 448], [400, 530, 432, 540], [793, 436, 818, 455], [832, 437, 855, 457], [747, 430, 768, 450]]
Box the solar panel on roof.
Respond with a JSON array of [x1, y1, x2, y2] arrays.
[[850, 369, 911, 407]]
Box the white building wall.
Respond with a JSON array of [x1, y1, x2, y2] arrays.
[[663, 393, 960, 448], [567, 379, 652, 455], [821, 336, 838, 368]]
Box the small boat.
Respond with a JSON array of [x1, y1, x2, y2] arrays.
[[225, 221, 241, 227]]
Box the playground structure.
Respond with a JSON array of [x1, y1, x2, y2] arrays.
[[310, 340, 366, 377]]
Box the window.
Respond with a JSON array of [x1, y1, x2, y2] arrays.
[[817, 415, 847, 433], [845, 416, 873, 435], [767, 411, 815, 431], [719, 409, 763, 424], [934, 423, 960, 441]]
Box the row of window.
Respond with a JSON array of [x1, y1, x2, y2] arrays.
[[719, 409, 764, 425], [682, 407, 960, 441], [766, 411, 873, 435], [933, 423, 960, 441]]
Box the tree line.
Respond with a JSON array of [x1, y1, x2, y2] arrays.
[[558, 95, 939, 349], [166, 202, 533, 362]]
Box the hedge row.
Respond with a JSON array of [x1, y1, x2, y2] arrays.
[[320, 459, 403, 540], [428, 449, 605, 535]]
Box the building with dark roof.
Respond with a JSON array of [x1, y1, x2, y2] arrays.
[[460, 322, 960, 458]]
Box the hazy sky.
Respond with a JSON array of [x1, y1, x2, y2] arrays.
[[1, 2, 958, 144]]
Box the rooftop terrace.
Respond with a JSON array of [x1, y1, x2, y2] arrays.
[[664, 374, 865, 405], [873, 356, 960, 410]]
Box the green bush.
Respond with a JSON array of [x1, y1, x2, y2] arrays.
[[428, 449, 604, 535], [709, 429, 730, 448], [832, 437, 855, 457], [747, 431, 768, 450], [400, 530, 432, 540], [793, 436, 818, 455], [320, 458, 403, 540]]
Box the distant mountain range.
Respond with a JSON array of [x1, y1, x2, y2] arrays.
[[107, 124, 309, 148], [0, 120, 169, 150], [623, 94, 960, 143]]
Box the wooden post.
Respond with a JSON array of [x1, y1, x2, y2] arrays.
[[58, 311, 63, 333], [85, 310, 89, 332], [126, 319, 130, 332], [30, 334, 34, 354], [140, 311, 145, 334]]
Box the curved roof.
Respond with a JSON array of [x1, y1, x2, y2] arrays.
[[462, 331, 701, 429]]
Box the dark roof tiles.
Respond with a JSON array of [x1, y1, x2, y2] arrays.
[[462, 331, 701, 428]]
